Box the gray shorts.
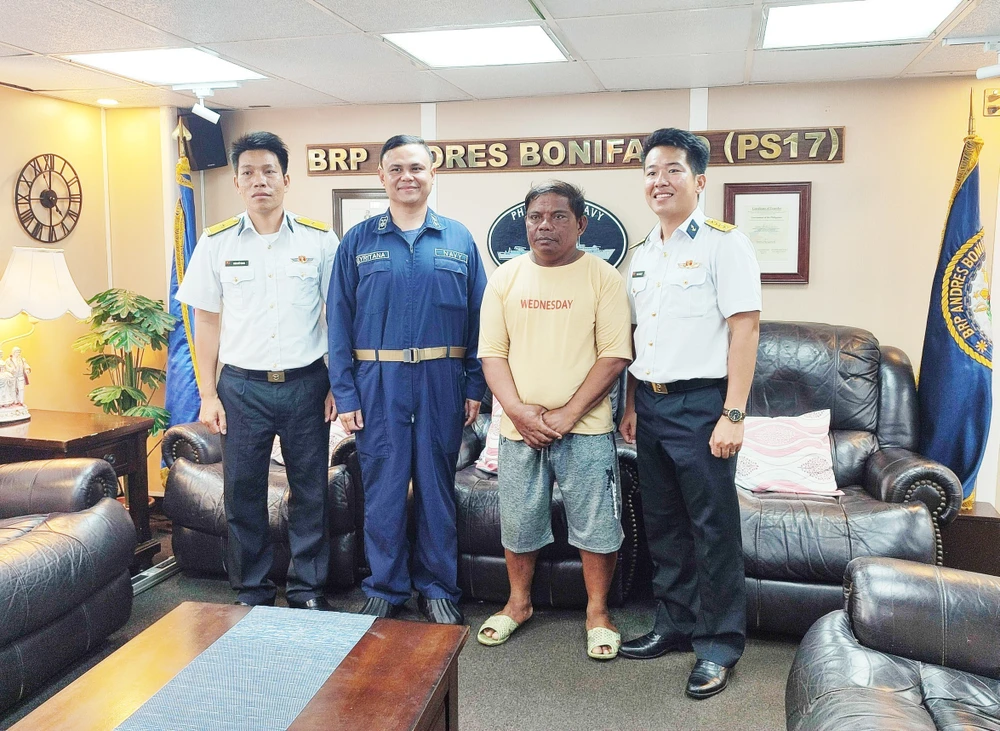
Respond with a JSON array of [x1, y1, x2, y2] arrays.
[[498, 432, 624, 555]]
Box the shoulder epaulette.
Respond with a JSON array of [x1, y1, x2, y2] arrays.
[[295, 216, 331, 232], [705, 218, 737, 233], [205, 216, 240, 237]]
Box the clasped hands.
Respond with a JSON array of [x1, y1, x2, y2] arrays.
[[508, 403, 578, 449]]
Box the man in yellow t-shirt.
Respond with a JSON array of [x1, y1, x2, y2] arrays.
[[476, 180, 632, 659]]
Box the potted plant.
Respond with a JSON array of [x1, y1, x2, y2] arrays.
[[73, 289, 179, 435]]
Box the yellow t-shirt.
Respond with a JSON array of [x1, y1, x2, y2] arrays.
[[479, 253, 633, 440]]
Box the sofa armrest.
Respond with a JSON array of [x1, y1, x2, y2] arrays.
[[846, 557, 1000, 681], [162, 422, 223, 468], [0, 458, 118, 518], [456, 414, 490, 472], [863, 447, 962, 526]]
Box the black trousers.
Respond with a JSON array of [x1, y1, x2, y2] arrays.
[[217, 363, 330, 605], [635, 382, 746, 667]]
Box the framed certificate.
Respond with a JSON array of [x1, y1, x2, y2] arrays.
[[723, 182, 811, 283], [332, 188, 390, 238]]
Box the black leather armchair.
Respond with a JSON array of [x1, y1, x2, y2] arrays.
[[626, 321, 963, 635], [161, 423, 361, 591], [0, 458, 136, 712], [786, 557, 1000, 731]]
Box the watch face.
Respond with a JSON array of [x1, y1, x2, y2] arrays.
[[15, 154, 82, 243], [727, 408, 745, 423]]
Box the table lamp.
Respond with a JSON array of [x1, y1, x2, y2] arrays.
[[0, 246, 91, 423]]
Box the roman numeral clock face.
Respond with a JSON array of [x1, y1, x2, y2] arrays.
[[15, 154, 82, 243]]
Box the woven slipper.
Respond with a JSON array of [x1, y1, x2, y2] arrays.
[[587, 627, 621, 660], [477, 614, 522, 646]]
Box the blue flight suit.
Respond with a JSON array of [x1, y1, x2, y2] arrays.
[[327, 208, 487, 605]]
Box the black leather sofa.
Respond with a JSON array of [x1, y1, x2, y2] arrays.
[[786, 557, 1000, 730], [728, 322, 963, 636], [0, 458, 136, 712], [161, 424, 360, 591]]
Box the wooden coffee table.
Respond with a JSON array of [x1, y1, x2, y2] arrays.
[[12, 602, 468, 731]]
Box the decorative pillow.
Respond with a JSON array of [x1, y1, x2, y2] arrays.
[[736, 410, 842, 495], [271, 419, 352, 466], [475, 398, 504, 475]]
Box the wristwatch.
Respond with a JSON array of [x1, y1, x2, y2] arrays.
[[723, 407, 746, 424]]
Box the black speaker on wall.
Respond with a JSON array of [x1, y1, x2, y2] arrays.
[[180, 111, 229, 171]]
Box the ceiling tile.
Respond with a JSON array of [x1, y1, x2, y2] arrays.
[[43, 86, 196, 108], [751, 45, 926, 84], [87, 0, 355, 43], [0, 0, 186, 54], [437, 61, 601, 98], [207, 34, 416, 83], [556, 8, 753, 60], [209, 79, 346, 109], [946, 0, 1000, 38], [0, 55, 137, 91], [905, 43, 995, 75], [589, 53, 746, 90], [317, 71, 471, 104], [541, 0, 753, 18], [312, 0, 540, 32]]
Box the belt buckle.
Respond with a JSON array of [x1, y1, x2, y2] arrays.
[[651, 382, 668, 394], [267, 370, 286, 383], [402, 348, 420, 364]]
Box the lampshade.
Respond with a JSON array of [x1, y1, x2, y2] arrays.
[[0, 247, 91, 320]]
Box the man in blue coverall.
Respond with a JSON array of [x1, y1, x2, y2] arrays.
[[327, 134, 487, 624]]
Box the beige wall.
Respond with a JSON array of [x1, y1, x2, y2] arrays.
[[210, 78, 998, 375]]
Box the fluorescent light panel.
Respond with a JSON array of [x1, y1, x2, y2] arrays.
[[384, 26, 565, 68], [63, 48, 264, 85], [763, 0, 964, 49]]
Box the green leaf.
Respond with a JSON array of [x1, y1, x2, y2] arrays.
[[72, 332, 107, 354], [89, 385, 125, 405], [122, 385, 146, 403], [124, 405, 171, 435], [136, 367, 167, 390], [99, 322, 152, 352], [85, 353, 122, 379]]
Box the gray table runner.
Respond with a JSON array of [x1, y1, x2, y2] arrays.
[[116, 607, 376, 731]]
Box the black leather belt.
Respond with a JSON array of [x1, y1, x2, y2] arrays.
[[644, 377, 726, 394], [223, 358, 325, 383]]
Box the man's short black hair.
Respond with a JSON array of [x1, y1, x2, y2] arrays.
[[229, 131, 289, 175], [380, 134, 435, 165], [642, 128, 709, 175], [524, 180, 586, 221]]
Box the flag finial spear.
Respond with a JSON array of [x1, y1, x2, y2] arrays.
[[970, 88, 976, 136]]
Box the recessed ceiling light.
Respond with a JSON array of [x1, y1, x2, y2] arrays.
[[383, 26, 566, 68], [762, 0, 964, 50], [62, 48, 264, 85], [95, 98, 119, 106]]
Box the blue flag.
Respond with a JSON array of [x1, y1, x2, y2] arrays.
[[164, 156, 201, 431], [918, 123, 993, 505]]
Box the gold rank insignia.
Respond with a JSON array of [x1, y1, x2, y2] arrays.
[[293, 255, 316, 263], [294, 216, 331, 232], [205, 216, 240, 237], [705, 218, 737, 233], [679, 260, 702, 269]]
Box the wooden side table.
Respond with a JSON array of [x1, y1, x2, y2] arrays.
[[941, 501, 1000, 577], [0, 410, 159, 572]]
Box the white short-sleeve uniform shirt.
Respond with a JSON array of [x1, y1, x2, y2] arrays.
[[627, 207, 761, 383], [177, 211, 339, 371]]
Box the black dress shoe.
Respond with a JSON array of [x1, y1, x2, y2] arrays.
[[417, 596, 464, 625], [619, 631, 693, 660], [359, 596, 403, 618], [234, 598, 276, 607], [685, 660, 731, 699], [287, 596, 336, 611]]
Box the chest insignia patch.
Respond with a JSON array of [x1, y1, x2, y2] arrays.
[[434, 248, 468, 264], [224, 260, 249, 267], [678, 260, 701, 269], [632, 270, 646, 278], [356, 251, 390, 265], [293, 255, 315, 264]]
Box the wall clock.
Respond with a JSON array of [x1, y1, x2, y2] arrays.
[[14, 154, 83, 243]]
